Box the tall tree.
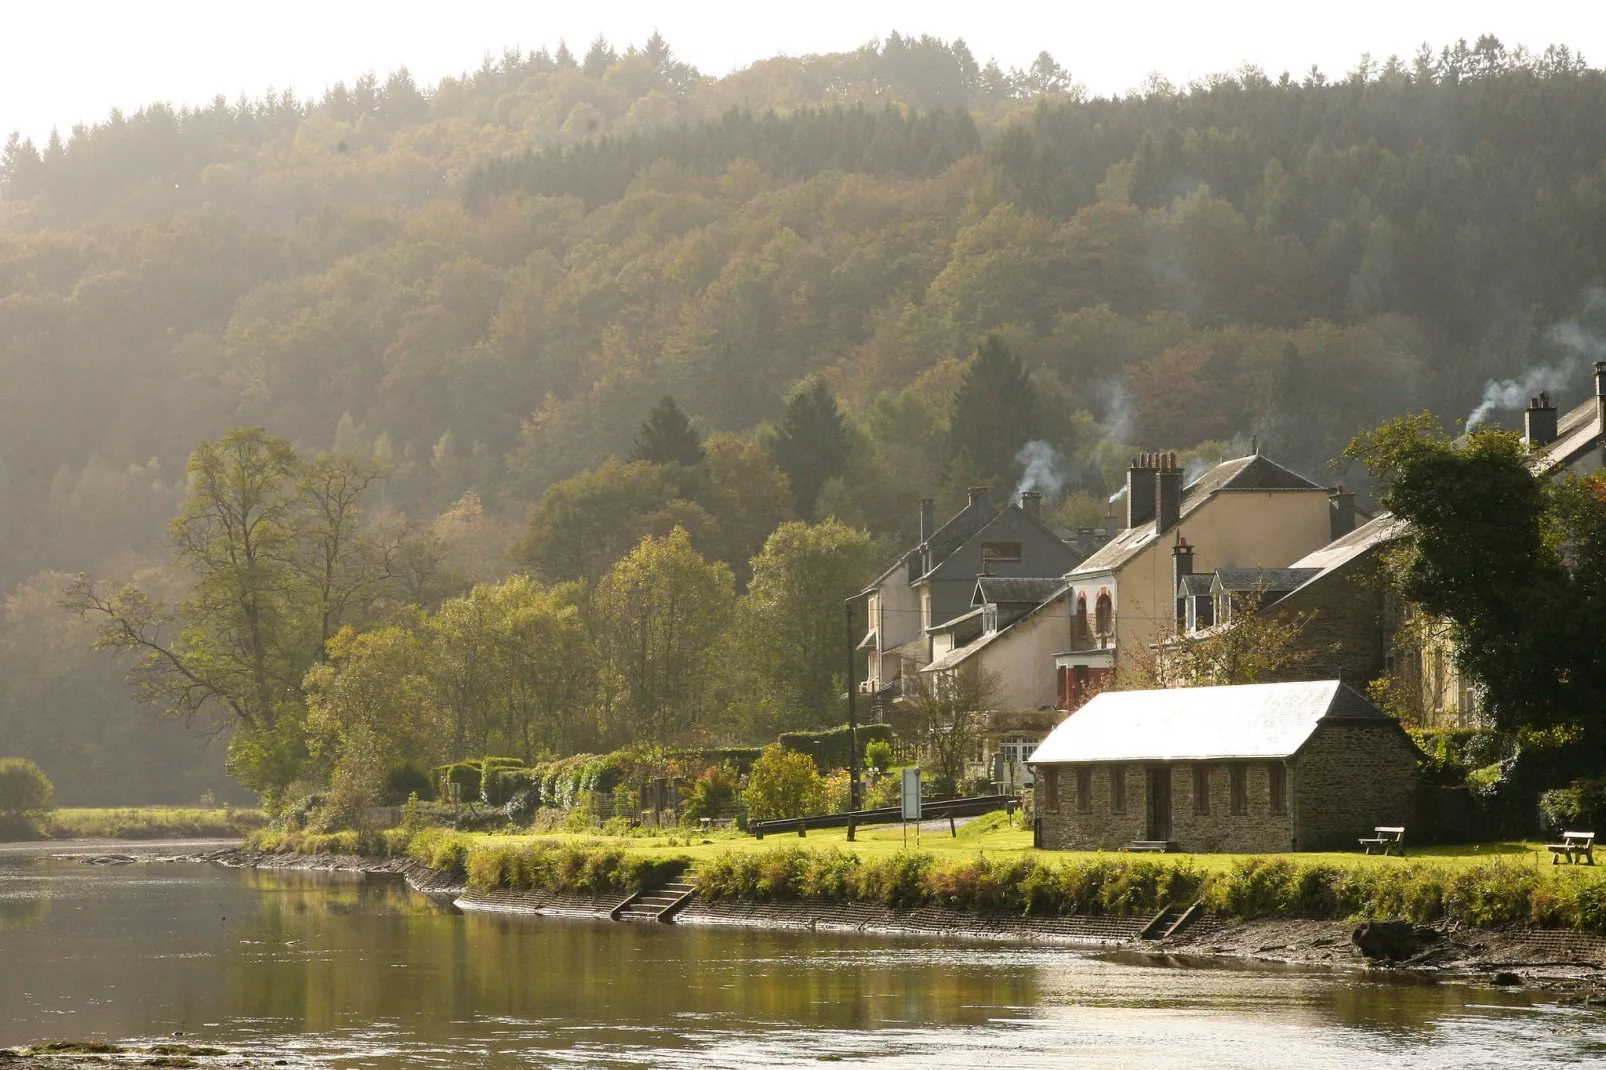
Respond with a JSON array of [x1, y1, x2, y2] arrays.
[[770, 379, 850, 519], [947, 335, 1041, 486], [591, 527, 734, 745], [1347, 415, 1606, 770], [736, 519, 874, 736], [630, 395, 705, 467]]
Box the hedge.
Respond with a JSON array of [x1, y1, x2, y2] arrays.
[[778, 724, 894, 772], [462, 839, 689, 896]]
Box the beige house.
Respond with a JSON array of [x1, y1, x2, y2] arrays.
[[1054, 451, 1344, 704]]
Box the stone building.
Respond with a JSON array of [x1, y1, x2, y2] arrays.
[[1027, 680, 1420, 853]]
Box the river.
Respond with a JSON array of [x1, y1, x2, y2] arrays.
[[2, 840, 1603, 1067]]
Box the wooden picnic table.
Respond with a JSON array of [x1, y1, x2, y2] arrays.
[[1547, 830, 1595, 865], [1358, 826, 1405, 856]]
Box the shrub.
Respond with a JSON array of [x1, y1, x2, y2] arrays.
[[385, 763, 434, 805], [864, 740, 893, 773], [743, 744, 826, 820], [682, 765, 739, 822], [1541, 777, 1606, 832], [0, 758, 54, 816], [461, 839, 689, 896]]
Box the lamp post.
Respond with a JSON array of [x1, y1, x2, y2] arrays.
[[845, 599, 860, 812]]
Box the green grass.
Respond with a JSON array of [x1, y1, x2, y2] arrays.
[[40, 806, 266, 841]]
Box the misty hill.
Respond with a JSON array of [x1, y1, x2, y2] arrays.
[[2, 33, 1605, 802]]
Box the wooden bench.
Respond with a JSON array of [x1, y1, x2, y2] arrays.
[[1358, 826, 1405, 856], [1548, 831, 1595, 865]]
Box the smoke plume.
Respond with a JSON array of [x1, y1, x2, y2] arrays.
[[1464, 310, 1606, 430], [1014, 441, 1067, 501]]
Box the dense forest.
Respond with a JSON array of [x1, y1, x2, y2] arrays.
[[3, 32, 1605, 803]]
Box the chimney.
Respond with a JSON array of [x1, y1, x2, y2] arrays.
[[1596, 362, 1606, 435], [1102, 509, 1120, 537], [1523, 393, 1558, 448], [1172, 535, 1194, 630], [920, 498, 935, 542], [1155, 452, 1182, 534], [1020, 491, 1042, 521], [1329, 484, 1356, 540], [1126, 454, 1158, 529], [968, 485, 991, 514]]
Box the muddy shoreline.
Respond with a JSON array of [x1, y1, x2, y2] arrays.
[[205, 848, 1606, 999]]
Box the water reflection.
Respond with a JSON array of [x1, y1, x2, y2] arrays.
[[1, 845, 1604, 1068]]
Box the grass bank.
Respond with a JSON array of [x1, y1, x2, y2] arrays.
[[41, 806, 266, 840], [246, 813, 1606, 932]]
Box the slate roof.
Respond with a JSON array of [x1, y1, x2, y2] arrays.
[[1028, 680, 1395, 764], [1070, 455, 1327, 577], [1177, 574, 1215, 597], [972, 576, 1067, 606], [1541, 395, 1603, 471], [921, 581, 1073, 674], [1211, 567, 1322, 593]]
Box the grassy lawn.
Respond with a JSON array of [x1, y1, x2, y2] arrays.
[[468, 810, 1563, 872], [42, 806, 267, 840]]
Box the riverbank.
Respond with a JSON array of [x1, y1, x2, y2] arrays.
[[208, 846, 1606, 999], [0, 808, 266, 843]]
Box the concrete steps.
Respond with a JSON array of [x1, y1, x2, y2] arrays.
[[614, 881, 696, 923]]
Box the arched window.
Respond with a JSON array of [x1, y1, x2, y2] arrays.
[[1095, 592, 1114, 636], [1074, 594, 1089, 640]]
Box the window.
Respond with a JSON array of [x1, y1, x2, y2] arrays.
[[1076, 768, 1092, 813], [982, 541, 1022, 562], [1193, 765, 1211, 815], [1095, 592, 1114, 635], [1229, 764, 1247, 815], [982, 604, 999, 633], [1074, 594, 1089, 640], [1042, 768, 1059, 812], [1111, 768, 1127, 814], [1268, 764, 1287, 813]]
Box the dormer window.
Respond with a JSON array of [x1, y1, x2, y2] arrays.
[[981, 541, 1022, 563], [983, 604, 999, 634]]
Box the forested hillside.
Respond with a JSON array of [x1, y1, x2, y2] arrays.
[[3, 33, 1604, 802]]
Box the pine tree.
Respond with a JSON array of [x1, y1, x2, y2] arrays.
[[771, 379, 849, 519], [631, 396, 704, 467], [946, 336, 1041, 487]]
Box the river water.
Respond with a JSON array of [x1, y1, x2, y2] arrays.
[[2, 841, 1603, 1068]]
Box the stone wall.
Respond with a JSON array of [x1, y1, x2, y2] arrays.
[[1292, 723, 1420, 850], [1035, 762, 1294, 853]]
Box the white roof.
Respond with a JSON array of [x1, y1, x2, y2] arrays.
[[1028, 680, 1393, 764]]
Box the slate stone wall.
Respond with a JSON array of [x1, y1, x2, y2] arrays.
[[1292, 723, 1420, 850], [1035, 762, 1294, 853]]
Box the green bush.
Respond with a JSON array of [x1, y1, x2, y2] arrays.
[[682, 765, 739, 822], [0, 758, 54, 816], [743, 744, 826, 820], [1541, 777, 1606, 833], [778, 724, 894, 772], [385, 763, 433, 805], [864, 740, 893, 773]]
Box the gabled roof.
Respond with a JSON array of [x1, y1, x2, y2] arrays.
[[1178, 574, 1215, 597], [1070, 454, 1326, 577], [1267, 512, 1407, 603], [917, 501, 1082, 582], [917, 497, 996, 579], [1540, 395, 1602, 471], [921, 581, 1072, 674], [972, 576, 1067, 606], [1028, 680, 1397, 764], [1210, 567, 1322, 593]]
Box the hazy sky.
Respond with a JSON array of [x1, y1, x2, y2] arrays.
[[3, 2, 1598, 143]]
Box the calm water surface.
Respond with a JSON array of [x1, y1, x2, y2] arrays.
[[2, 840, 1603, 1068]]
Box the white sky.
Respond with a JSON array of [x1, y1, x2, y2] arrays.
[[2, 1, 1598, 143]]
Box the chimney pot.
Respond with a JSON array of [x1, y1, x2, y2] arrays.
[[968, 485, 991, 512], [1020, 491, 1042, 521]]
